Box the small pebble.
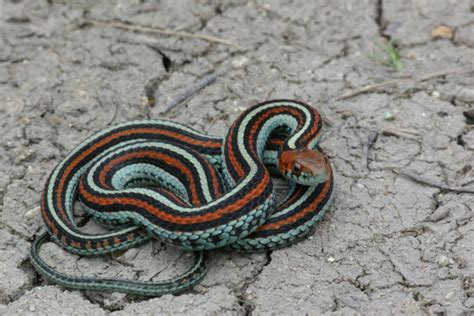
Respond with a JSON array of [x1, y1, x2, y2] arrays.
[[231, 56, 249, 68], [29, 304, 36, 312], [25, 206, 40, 220], [431, 25, 454, 39], [339, 110, 354, 119], [383, 112, 395, 121], [428, 207, 450, 222], [445, 291, 455, 300], [431, 90, 440, 98], [78, 90, 88, 98], [457, 87, 474, 103], [438, 255, 450, 267], [327, 257, 336, 263]]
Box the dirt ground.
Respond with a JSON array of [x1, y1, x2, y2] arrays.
[[0, 0, 473, 315]]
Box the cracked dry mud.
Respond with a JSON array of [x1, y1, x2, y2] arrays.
[[0, 1, 473, 315]]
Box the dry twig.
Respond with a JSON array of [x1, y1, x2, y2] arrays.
[[87, 19, 242, 49], [394, 169, 474, 194], [336, 67, 474, 101], [163, 73, 218, 112], [381, 127, 420, 140]]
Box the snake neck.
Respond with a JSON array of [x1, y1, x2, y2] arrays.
[[223, 100, 322, 185]]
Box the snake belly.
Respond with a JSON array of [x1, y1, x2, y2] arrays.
[[30, 99, 334, 296]]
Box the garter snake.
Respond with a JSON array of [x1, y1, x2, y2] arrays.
[[30, 99, 334, 296]]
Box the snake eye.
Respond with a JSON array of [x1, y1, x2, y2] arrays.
[[292, 163, 302, 175]]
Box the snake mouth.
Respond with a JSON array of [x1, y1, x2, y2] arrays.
[[288, 171, 329, 186], [285, 170, 328, 186]]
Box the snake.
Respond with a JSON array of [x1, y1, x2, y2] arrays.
[[30, 99, 334, 296]]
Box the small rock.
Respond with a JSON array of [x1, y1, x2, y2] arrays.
[[456, 87, 474, 103], [431, 25, 454, 39], [339, 110, 354, 120], [445, 291, 455, 300], [438, 255, 450, 267], [231, 56, 249, 69], [25, 206, 40, 220], [327, 257, 336, 263], [383, 112, 395, 121], [28, 304, 36, 312], [72, 201, 87, 217], [14, 149, 35, 163], [431, 90, 440, 98], [428, 207, 450, 222]]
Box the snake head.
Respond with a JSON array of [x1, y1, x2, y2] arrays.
[[278, 148, 330, 186]]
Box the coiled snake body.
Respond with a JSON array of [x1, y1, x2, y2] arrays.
[[30, 100, 334, 296]]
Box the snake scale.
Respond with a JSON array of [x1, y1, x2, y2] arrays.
[[30, 99, 334, 296]]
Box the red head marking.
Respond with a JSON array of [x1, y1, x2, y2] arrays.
[[278, 148, 330, 178]]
